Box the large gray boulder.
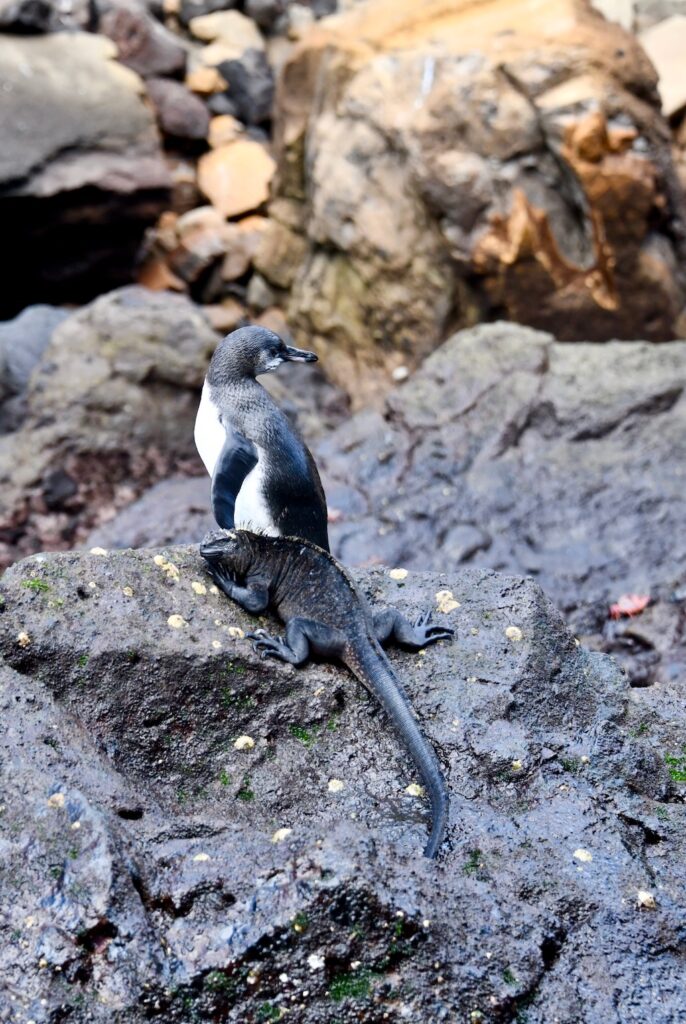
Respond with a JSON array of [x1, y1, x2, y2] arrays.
[[318, 322, 686, 684], [0, 288, 218, 573], [0, 545, 684, 1021], [0, 34, 170, 316]]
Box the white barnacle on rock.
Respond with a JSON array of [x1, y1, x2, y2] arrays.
[[47, 792, 65, 809], [211, 640, 222, 650], [511, 759, 523, 771], [193, 852, 211, 862], [154, 555, 180, 581], [122, 586, 134, 597], [435, 589, 460, 613], [327, 778, 344, 793], [573, 848, 593, 863], [637, 889, 656, 909], [389, 567, 408, 581], [234, 735, 255, 750], [227, 626, 245, 639], [271, 827, 292, 843], [89, 547, 108, 556], [191, 581, 207, 595], [167, 614, 187, 629], [307, 953, 325, 970], [16, 631, 31, 648], [405, 783, 425, 797], [505, 625, 523, 642]]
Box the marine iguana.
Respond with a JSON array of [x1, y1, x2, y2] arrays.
[[194, 326, 329, 550], [200, 529, 452, 858]]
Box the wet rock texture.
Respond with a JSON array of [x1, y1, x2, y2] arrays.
[[0, 287, 218, 573], [1, 544, 685, 1022], [318, 322, 686, 686], [261, 0, 686, 401]]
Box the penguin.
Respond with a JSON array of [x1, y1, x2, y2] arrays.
[[194, 326, 330, 551]]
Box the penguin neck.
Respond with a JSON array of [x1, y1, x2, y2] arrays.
[[213, 376, 296, 450]]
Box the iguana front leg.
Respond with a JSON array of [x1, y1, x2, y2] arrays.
[[373, 608, 454, 650], [205, 562, 269, 614]]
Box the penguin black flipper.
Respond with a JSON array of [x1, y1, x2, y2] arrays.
[[272, 448, 330, 551], [211, 429, 258, 530]]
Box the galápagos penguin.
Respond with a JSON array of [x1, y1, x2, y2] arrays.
[[194, 326, 330, 551]]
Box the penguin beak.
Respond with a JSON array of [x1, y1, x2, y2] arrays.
[[283, 345, 318, 363]]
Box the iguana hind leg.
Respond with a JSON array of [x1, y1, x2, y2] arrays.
[[248, 617, 344, 663], [373, 608, 454, 650]]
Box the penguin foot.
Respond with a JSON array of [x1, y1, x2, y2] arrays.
[[411, 609, 455, 647]]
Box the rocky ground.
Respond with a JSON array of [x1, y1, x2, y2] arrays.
[[2, 0, 686, 1019], [1, 545, 685, 1022]]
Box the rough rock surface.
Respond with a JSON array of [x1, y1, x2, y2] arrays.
[[0, 305, 69, 424], [317, 322, 686, 686], [262, 0, 686, 401], [0, 288, 218, 573], [0, 545, 684, 1021], [0, 33, 170, 316]]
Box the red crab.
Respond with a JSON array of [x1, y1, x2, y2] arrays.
[[609, 593, 650, 620]]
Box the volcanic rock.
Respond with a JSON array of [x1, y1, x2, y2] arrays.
[[0, 33, 170, 316], [145, 77, 211, 140], [262, 0, 686, 400], [0, 287, 217, 573], [316, 320, 686, 685], [0, 546, 684, 1021]]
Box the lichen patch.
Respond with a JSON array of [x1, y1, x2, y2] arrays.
[[227, 626, 245, 639], [16, 631, 31, 648], [191, 581, 207, 595], [389, 568, 408, 581], [573, 848, 593, 863], [272, 827, 292, 843], [435, 589, 460, 613], [47, 793, 65, 809], [167, 614, 188, 629], [193, 852, 211, 862], [89, 547, 108, 556], [327, 778, 345, 793], [405, 783, 425, 797], [122, 586, 134, 598], [234, 735, 255, 750], [505, 625, 523, 642]]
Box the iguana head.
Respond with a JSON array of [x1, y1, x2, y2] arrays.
[[200, 528, 254, 574]]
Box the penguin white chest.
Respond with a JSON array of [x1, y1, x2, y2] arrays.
[[194, 382, 225, 477], [234, 452, 280, 536]]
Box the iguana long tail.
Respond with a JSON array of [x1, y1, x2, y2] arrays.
[[343, 640, 449, 859]]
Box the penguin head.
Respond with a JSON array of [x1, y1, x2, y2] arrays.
[[208, 326, 317, 382]]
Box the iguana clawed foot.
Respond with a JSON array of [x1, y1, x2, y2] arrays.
[[247, 628, 293, 661], [412, 608, 455, 647], [205, 561, 237, 599]]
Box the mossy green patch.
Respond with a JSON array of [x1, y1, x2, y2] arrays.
[[328, 969, 376, 1002], [22, 578, 50, 592], [665, 749, 686, 782], [236, 776, 254, 802], [463, 848, 482, 875], [257, 1003, 281, 1021], [289, 724, 317, 747]]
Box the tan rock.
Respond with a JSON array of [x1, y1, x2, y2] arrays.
[[203, 298, 247, 333], [189, 10, 264, 48], [198, 140, 276, 218], [268, 0, 684, 403], [222, 216, 269, 280], [137, 258, 186, 292], [639, 15, 686, 116], [185, 65, 227, 94], [208, 114, 243, 148], [254, 219, 308, 289]]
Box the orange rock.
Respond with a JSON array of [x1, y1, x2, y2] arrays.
[[137, 258, 186, 292], [203, 299, 247, 333], [208, 114, 243, 148], [185, 66, 226, 95], [197, 141, 276, 218], [222, 216, 269, 280]]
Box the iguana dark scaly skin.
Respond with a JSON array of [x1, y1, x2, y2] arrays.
[[200, 529, 453, 859]]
